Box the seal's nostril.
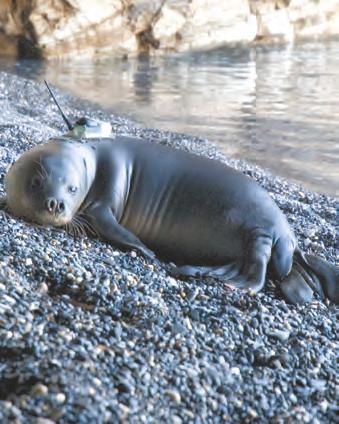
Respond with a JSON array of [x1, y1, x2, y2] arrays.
[[45, 198, 64, 214], [45, 198, 57, 213], [58, 201, 65, 213]]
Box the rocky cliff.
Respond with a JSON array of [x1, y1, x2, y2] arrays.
[[0, 0, 339, 58]]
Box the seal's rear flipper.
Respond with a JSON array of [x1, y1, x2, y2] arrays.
[[279, 261, 321, 304], [280, 249, 338, 304], [301, 251, 339, 303]]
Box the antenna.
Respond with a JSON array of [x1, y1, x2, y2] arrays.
[[44, 80, 73, 131]]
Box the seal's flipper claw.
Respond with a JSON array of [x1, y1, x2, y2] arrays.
[[44, 80, 73, 131]]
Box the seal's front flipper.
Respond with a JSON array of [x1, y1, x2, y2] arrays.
[[87, 206, 155, 259]]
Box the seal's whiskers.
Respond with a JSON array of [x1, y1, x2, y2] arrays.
[[77, 213, 99, 237]]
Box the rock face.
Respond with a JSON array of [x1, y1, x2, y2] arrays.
[[0, 0, 339, 58], [252, 0, 339, 42]]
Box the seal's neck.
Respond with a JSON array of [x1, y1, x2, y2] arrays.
[[79, 145, 97, 193]]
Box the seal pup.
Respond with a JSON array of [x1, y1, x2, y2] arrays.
[[3, 136, 338, 305]]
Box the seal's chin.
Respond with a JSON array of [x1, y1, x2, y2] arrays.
[[36, 212, 74, 227], [24, 208, 74, 227]]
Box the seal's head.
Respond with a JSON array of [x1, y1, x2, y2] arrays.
[[5, 141, 92, 227]]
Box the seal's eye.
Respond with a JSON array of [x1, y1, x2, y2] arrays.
[[68, 186, 78, 194], [31, 175, 42, 189]]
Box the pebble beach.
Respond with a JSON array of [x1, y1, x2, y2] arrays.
[[0, 72, 338, 423]]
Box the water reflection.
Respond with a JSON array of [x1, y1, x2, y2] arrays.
[[0, 41, 338, 196]]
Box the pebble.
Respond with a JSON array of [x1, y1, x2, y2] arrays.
[[2, 294, 16, 305], [304, 228, 316, 238], [165, 389, 181, 403], [166, 276, 179, 289], [36, 419, 55, 424], [38, 282, 49, 293], [310, 379, 327, 391], [320, 400, 328, 413], [269, 329, 290, 342], [31, 384, 49, 396], [54, 393, 66, 403]]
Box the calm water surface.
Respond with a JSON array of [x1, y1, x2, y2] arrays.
[[1, 41, 338, 196]]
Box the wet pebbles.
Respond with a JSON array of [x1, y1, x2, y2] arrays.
[[0, 72, 338, 423]]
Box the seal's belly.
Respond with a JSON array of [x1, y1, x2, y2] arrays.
[[143, 219, 245, 265], [121, 176, 247, 265], [116, 140, 286, 266]]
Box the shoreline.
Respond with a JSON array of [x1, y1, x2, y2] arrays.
[[0, 71, 337, 423]]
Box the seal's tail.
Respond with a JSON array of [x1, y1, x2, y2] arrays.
[[279, 248, 339, 304]]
